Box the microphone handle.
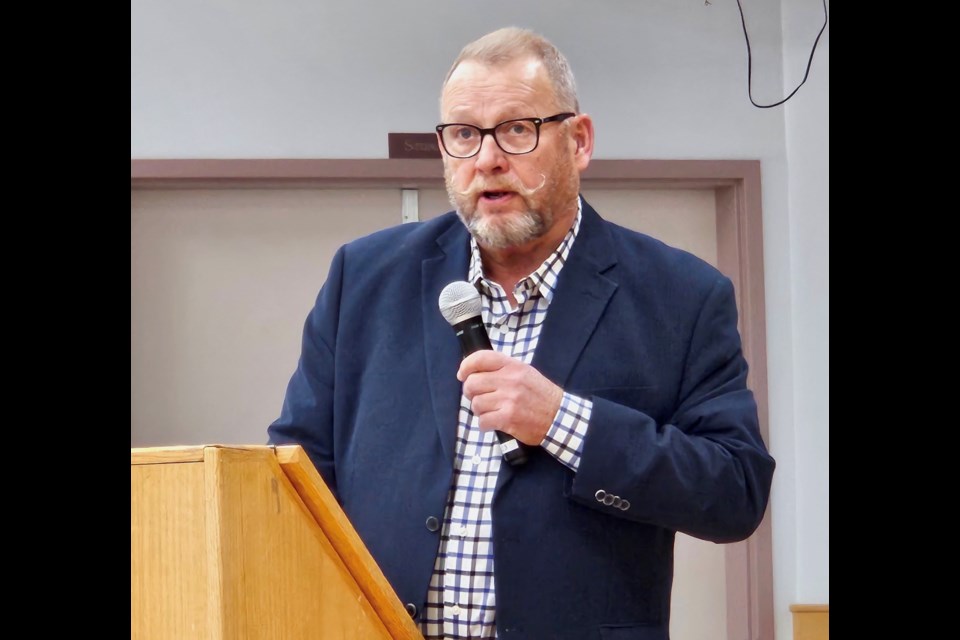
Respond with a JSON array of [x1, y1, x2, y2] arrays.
[[454, 317, 493, 352], [453, 316, 529, 466]]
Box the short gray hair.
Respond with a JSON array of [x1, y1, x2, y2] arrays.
[[441, 27, 580, 113]]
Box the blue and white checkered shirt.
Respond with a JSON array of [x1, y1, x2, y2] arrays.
[[421, 199, 594, 639]]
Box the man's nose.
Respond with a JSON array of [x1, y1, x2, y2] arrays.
[[474, 131, 508, 173]]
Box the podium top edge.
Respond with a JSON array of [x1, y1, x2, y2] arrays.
[[130, 444, 282, 465]]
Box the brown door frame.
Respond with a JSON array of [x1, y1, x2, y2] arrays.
[[132, 157, 773, 639]]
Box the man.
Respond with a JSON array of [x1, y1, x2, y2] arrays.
[[268, 26, 775, 640]]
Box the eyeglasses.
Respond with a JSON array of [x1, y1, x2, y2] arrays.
[[435, 112, 576, 159]]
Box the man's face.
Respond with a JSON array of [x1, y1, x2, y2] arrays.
[[439, 58, 584, 251]]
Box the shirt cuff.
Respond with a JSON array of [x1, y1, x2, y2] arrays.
[[540, 392, 592, 472]]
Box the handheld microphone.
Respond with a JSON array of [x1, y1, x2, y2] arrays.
[[438, 281, 528, 466]]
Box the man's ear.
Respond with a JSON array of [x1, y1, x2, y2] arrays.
[[572, 113, 595, 171]]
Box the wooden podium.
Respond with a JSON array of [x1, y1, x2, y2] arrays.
[[131, 444, 424, 639]]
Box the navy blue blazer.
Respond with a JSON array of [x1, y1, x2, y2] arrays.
[[268, 198, 775, 640]]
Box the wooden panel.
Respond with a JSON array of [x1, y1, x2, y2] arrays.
[[131, 445, 417, 639], [791, 604, 828, 640], [131, 462, 208, 639], [132, 445, 206, 464], [205, 446, 394, 640], [274, 445, 423, 640]]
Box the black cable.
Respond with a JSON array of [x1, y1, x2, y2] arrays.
[[735, 0, 828, 108]]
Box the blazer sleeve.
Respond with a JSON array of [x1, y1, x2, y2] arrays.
[[266, 246, 345, 499], [569, 275, 775, 543]]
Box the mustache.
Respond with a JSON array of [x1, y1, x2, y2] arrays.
[[451, 173, 547, 199]]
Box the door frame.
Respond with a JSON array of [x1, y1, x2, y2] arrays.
[[132, 157, 773, 639]]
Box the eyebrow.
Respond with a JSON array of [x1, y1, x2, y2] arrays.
[[441, 109, 545, 126]]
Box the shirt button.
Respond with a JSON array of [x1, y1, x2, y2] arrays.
[[472, 454, 482, 465], [451, 604, 462, 616], [425, 516, 440, 532], [457, 524, 470, 537]]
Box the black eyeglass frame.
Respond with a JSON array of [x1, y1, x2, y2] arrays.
[[435, 112, 576, 159]]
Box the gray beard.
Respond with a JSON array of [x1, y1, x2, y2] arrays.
[[457, 207, 548, 249]]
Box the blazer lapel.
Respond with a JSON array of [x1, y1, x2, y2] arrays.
[[497, 199, 619, 495], [422, 220, 472, 467], [531, 200, 619, 388]]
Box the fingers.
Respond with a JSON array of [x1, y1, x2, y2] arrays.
[[457, 350, 511, 382], [459, 351, 520, 400], [467, 390, 503, 422], [456, 351, 563, 444]]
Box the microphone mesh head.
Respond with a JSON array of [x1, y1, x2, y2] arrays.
[[438, 281, 481, 325]]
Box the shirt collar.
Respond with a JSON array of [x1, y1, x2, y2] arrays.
[[467, 196, 583, 304]]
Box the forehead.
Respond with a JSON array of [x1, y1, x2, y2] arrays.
[[441, 57, 556, 122]]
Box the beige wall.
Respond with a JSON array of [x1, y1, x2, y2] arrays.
[[131, 188, 401, 447], [132, 186, 719, 447]]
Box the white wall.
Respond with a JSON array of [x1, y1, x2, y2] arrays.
[[131, 0, 829, 636], [131, 0, 787, 160], [779, 3, 829, 640]]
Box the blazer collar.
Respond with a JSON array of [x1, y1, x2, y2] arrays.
[[530, 198, 618, 387]]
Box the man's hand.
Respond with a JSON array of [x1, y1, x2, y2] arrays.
[[457, 350, 563, 445]]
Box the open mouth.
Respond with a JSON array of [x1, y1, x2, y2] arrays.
[[481, 191, 513, 201]]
